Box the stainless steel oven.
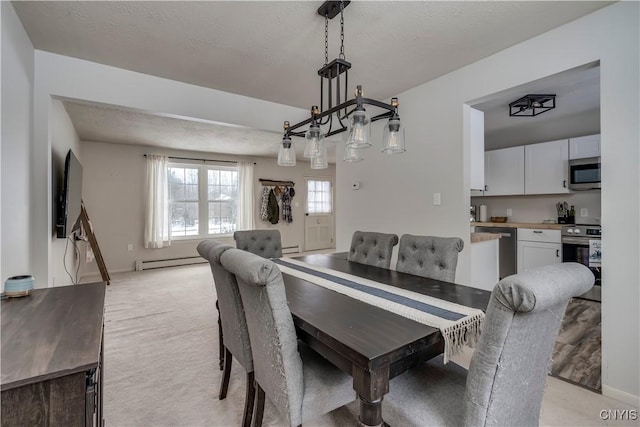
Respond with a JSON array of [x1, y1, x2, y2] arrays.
[[562, 224, 601, 301]]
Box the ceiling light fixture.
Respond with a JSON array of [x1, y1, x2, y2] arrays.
[[277, 0, 405, 169], [509, 94, 556, 117]]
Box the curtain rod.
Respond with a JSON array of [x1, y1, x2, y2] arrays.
[[143, 154, 255, 165]]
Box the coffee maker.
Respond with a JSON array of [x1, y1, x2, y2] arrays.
[[470, 205, 478, 222]]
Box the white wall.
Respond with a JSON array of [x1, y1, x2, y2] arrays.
[[50, 99, 82, 286], [1, 2, 34, 283], [33, 50, 308, 288], [80, 140, 335, 276], [472, 191, 601, 225], [337, 2, 639, 403]]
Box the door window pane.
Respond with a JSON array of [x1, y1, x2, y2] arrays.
[[307, 179, 332, 214]]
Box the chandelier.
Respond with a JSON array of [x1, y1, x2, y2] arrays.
[[277, 1, 406, 169]]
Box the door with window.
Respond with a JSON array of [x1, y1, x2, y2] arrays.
[[304, 178, 334, 251]]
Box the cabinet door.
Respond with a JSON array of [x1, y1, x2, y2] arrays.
[[525, 139, 569, 195], [484, 146, 525, 196], [569, 134, 600, 159], [467, 106, 485, 191], [517, 241, 562, 273]]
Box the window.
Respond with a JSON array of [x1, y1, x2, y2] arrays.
[[168, 164, 238, 238], [306, 179, 332, 214]]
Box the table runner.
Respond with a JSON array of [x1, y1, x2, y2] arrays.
[[274, 257, 484, 363]]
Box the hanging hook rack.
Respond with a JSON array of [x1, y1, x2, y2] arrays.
[[259, 179, 295, 187]]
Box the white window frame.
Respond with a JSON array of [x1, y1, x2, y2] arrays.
[[305, 178, 333, 215], [167, 161, 239, 240]]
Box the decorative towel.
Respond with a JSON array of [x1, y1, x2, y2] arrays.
[[589, 239, 601, 267], [274, 258, 484, 363]]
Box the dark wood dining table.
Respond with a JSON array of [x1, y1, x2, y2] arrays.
[[281, 254, 491, 427]]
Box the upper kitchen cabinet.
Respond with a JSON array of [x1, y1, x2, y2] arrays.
[[569, 134, 600, 159], [525, 139, 569, 195], [484, 146, 525, 196], [467, 106, 485, 191]]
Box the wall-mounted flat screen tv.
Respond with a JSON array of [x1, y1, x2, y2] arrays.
[[56, 149, 83, 238]]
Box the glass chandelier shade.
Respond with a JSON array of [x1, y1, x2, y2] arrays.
[[345, 109, 372, 149], [382, 116, 406, 154], [343, 145, 363, 162], [310, 139, 328, 169], [277, 136, 296, 166], [304, 123, 325, 158]]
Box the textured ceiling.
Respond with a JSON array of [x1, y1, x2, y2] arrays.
[[476, 63, 600, 150], [61, 100, 338, 162], [14, 1, 610, 158]]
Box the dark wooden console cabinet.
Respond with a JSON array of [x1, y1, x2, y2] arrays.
[[1, 282, 106, 426]]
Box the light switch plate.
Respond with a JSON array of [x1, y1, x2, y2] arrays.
[[433, 192, 441, 205], [580, 208, 588, 217], [506, 208, 513, 216], [127, 244, 133, 251]]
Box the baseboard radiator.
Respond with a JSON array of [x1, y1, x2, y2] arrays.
[[282, 245, 301, 255], [135, 256, 207, 271]]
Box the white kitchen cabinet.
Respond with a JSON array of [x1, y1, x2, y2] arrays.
[[525, 139, 569, 195], [569, 134, 600, 159], [517, 228, 562, 273], [484, 146, 525, 196], [467, 106, 485, 191]]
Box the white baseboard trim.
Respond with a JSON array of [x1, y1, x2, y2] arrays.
[[602, 385, 640, 407]]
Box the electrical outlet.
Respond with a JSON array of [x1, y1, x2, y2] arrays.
[[580, 208, 588, 217], [127, 244, 133, 251], [506, 208, 513, 216], [433, 192, 441, 206]]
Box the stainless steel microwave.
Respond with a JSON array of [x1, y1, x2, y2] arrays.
[[568, 157, 601, 190]]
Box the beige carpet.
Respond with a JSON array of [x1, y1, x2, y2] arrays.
[[103, 264, 638, 427]]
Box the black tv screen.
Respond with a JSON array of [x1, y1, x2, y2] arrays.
[[56, 149, 83, 238]]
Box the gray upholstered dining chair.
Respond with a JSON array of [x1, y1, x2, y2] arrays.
[[396, 234, 464, 282], [197, 240, 255, 427], [233, 229, 283, 258], [384, 262, 594, 427], [220, 248, 357, 427], [348, 230, 399, 269]]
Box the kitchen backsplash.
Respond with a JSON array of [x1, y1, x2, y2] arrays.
[[471, 190, 601, 224]]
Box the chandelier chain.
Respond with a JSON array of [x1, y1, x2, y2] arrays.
[[324, 14, 329, 65], [339, 1, 345, 59]]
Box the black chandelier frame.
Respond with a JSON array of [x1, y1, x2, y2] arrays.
[[283, 1, 399, 140]]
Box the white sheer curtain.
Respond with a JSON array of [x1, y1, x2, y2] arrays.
[[144, 155, 170, 248], [237, 160, 255, 231]]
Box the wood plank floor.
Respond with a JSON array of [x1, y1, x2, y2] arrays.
[[551, 298, 601, 392]]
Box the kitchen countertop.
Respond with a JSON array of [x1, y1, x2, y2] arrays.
[[471, 232, 501, 243], [472, 221, 569, 230]]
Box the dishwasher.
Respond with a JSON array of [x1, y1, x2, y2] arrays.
[[474, 226, 517, 279]]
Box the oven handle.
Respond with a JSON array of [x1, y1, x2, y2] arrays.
[[562, 237, 597, 245]]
